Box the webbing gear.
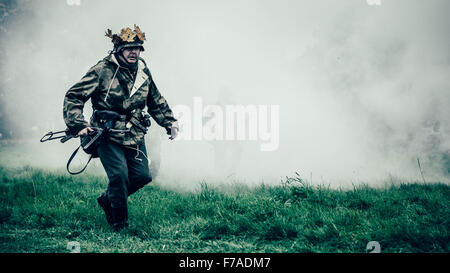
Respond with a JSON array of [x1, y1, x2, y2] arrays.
[[127, 109, 151, 133]]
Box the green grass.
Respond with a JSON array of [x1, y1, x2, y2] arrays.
[[0, 165, 449, 253]]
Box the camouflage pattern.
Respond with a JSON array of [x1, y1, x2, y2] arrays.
[[63, 54, 177, 146]]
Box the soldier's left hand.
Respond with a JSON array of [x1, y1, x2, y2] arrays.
[[169, 122, 179, 140]]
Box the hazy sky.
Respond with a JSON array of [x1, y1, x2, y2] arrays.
[[1, 0, 449, 188]]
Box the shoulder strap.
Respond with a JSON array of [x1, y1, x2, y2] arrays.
[[66, 145, 94, 175]]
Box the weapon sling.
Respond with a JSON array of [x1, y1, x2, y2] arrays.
[[40, 110, 130, 175], [66, 129, 103, 175], [66, 146, 94, 175]]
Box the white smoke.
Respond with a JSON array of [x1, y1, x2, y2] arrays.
[[1, 0, 449, 188]]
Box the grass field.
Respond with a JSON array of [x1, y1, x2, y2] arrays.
[[0, 164, 448, 253]]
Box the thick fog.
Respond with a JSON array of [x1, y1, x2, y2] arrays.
[[1, 0, 449, 188]]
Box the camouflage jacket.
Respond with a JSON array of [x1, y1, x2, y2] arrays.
[[63, 54, 177, 146]]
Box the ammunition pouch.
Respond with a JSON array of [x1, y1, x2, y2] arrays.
[[127, 109, 151, 133]]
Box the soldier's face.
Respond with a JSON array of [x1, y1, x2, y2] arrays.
[[121, 47, 141, 63]]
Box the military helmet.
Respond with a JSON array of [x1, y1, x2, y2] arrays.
[[106, 24, 146, 52]]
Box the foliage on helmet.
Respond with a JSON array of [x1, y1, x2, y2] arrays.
[[105, 24, 146, 45]]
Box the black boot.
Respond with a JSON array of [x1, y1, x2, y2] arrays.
[[97, 193, 113, 226], [111, 206, 129, 232]]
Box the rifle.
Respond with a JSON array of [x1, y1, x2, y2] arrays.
[[40, 110, 130, 175]]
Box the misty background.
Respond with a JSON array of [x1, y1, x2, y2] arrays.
[[0, 0, 449, 188]]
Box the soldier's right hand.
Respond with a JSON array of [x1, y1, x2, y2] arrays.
[[77, 127, 94, 136]]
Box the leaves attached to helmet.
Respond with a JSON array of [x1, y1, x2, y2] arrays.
[[105, 24, 146, 52]]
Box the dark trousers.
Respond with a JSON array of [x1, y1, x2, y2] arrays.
[[97, 140, 152, 209]]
